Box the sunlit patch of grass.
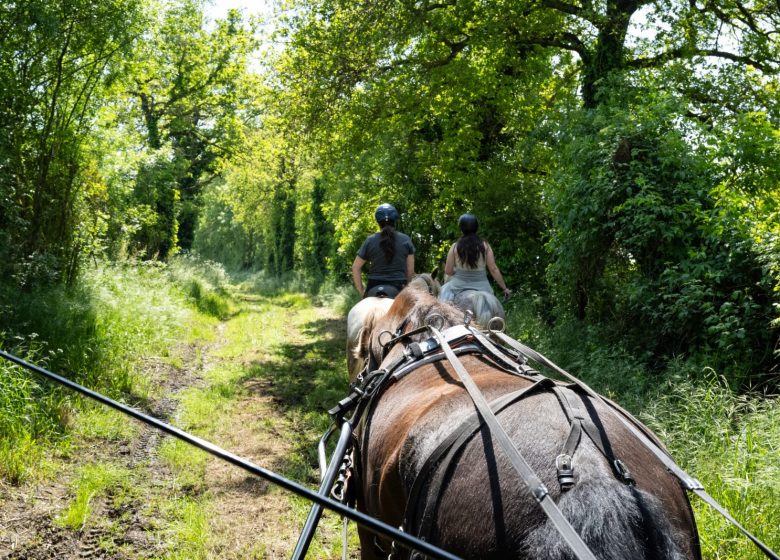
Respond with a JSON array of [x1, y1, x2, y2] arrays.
[[183, 316, 220, 345], [277, 292, 311, 310], [0, 433, 49, 484], [160, 497, 211, 560], [56, 464, 133, 530], [642, 376, 780, 560], [74, 405, 139, 442], [158, 438, 209, 495]]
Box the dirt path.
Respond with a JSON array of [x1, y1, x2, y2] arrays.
[[0, 290, 355, 560]]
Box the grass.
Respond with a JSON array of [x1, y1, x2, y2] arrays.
[[504, 296, 780, 559], [159, 497, 211, 560], [0, 258, 220, 483], [57, 463, 134, 530], [645, 375, 780, 559], [142, 273, 353, 558]]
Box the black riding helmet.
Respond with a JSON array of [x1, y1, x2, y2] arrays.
[[375, 203, 399, 226], [458, 213, 479, 234]]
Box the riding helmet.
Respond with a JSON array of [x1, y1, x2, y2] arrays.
[[458, 213, 479, 234], [375, 203, 399, 226]]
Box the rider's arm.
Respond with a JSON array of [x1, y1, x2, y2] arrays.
[[444, 244, 456, 277], [485, 243, 511, 298], [406, 254, 415, 282], [352, 256, 366, 296]]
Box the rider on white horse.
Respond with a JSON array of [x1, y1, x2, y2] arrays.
[[440, 213, 511, 302], [351, 203, 416, 299]]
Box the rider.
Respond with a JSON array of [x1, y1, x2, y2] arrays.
[[352, 203, 416, 298], [439, 213, 511, 302]]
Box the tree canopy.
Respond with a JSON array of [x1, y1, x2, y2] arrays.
[[0, 0, 777, 383]]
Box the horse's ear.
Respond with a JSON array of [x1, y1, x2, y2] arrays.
[[431, 266, 438, 281]]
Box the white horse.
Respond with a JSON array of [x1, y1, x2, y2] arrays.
[[346, 274, 440, 382], [449, 288, 505, 328]]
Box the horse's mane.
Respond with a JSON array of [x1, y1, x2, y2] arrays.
[[368, 286, 463, 364]]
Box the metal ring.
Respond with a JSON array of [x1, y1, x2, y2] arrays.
[[425, 313, 446, 330], [487, 316, 506, 333], [378, 330, 394, 348]]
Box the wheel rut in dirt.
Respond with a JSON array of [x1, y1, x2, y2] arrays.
[[1, 347, 205, 560]]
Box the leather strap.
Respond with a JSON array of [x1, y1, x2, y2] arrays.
[[403, 378, 555, 542], [490, 330, 779, 560], [428, 326, 598, 560]]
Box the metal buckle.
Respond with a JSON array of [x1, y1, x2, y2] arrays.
[[487, 316, 506, 333], [613, 459, 635, 485], [556, 454, 575, 490], [425, 313, 446, 330]]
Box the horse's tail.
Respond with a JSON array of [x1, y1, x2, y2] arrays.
[[524, 481, 687, 560]]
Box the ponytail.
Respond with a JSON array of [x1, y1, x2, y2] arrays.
[[379, 224, 396, 263]]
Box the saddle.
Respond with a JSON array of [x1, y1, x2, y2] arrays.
[[364, 284, 400, 298]]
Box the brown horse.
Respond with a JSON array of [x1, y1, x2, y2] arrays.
[[351, 285, 701, 560]]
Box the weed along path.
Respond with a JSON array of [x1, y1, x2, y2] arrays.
[[0, 288, 358, 560]]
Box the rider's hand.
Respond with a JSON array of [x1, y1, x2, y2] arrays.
[[502, 287, 512, 299]]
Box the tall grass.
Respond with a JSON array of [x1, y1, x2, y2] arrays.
[[644, 375, 780, 559], [505, 297, 780, 558], [167, 255, 235, 319], [0, 261, 194, 482]]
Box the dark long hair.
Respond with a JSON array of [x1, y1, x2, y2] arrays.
[[380, 224, 396, 263], [456, 233, 485, 268]]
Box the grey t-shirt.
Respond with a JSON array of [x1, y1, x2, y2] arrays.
[[357, 231, 415, 282]]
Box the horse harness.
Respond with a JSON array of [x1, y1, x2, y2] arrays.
[[330, 314, 638, 560]]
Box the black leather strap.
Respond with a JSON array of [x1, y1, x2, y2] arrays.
[[427, 326, 599, 560], [403, 378, 555, 542]]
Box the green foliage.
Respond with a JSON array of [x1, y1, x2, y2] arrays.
[[121, 0, 258, 257], [0, 262, 192, 482], [548, 98, 778, 380], [193, 181, 262, 270], [0, 0, 145, 285]]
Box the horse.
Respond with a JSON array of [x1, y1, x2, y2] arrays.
[[450, 288, 505, 328], [346, 273, 440, 383], [350, 285, 701, 560]]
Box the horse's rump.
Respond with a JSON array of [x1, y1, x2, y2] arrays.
[[450, 289, 505, 327], [346, 297, 394, 382], [354, 288, 700, 560]]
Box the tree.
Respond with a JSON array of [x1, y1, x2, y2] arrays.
[[125, 0, 257, 257], [276, 0, 780, 376], [0, 0, 143, 284]]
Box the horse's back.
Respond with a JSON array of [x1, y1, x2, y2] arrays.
[[360, 360, 699, 560]]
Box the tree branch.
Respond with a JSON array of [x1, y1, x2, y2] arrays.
[[540, 0, 582, 18], [627, 47, 779, 73]]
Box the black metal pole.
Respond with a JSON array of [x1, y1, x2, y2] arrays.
[[0, 349, 461, 560], [291, 420, 352, 559]]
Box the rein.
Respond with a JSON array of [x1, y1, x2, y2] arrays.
[[340, 315, 779, 560]]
